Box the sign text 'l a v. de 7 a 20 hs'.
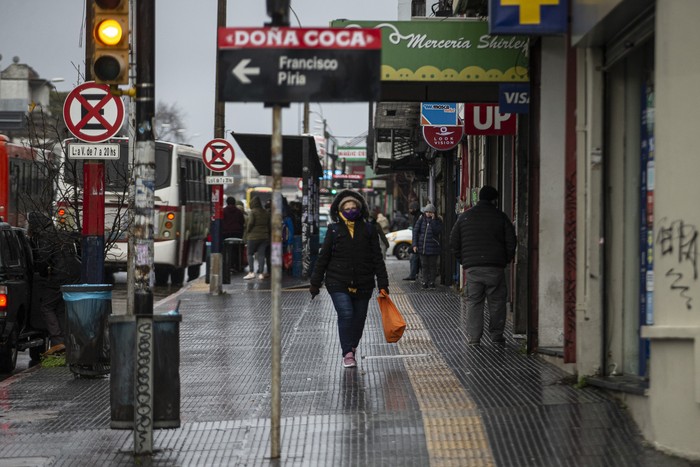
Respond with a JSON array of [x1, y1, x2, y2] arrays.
[[217, 27, 381, 104]]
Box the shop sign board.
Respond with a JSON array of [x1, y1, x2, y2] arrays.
[[463, 103, 516, 135], [331, 20, 529, 83]]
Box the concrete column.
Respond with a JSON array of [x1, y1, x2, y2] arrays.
[[640, 0, 700, 458], [575, 47, 604, 377]]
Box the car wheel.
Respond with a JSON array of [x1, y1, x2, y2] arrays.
[[0, 327, 18, 373], [394, 243, 411, 260]]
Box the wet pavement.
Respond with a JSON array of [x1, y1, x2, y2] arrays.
[[0, 259, 698, 466]]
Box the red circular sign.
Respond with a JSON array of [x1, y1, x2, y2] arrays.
[[422, 125, 464, 151], [63, 82, 125, 143], [202, 138, 235, 172]]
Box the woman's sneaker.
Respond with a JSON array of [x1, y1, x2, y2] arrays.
[[342, 352, 357, 368], [243, 272, 256, 280]]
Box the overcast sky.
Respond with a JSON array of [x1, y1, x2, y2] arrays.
[[1, 0, 400, 150]]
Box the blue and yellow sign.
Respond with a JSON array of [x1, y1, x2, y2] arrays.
[[489, 0, 568, 35]]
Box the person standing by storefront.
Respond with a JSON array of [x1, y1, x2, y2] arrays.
[[243, 196, 271, 280], [412, 203, 443, 288]]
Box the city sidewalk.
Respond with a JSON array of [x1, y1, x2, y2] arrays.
[[0, 260, 696, 466]]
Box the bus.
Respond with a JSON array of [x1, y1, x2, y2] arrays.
[[0, 135, 54, 227], [59, 138, 209, 285]]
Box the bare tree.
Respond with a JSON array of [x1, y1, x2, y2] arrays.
[[155, 101, 187, 143]]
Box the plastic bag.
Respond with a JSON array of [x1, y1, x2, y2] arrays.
[[377, 290, 406, 343]]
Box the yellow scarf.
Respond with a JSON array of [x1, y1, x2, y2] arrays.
[[339, 212, 355, 238], [338, 212, 357, 293]]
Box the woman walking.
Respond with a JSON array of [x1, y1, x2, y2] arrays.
[[243, 196, 271, 280], [412, 203, 443, 288], [310, 190, 389, 368]]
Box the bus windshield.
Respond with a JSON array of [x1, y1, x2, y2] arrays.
[[63, 141, 172, 190]]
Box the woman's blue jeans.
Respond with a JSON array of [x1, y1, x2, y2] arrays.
[[329, 292, 370, 356]]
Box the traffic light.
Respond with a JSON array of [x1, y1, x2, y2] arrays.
[[92, 0, 129, 84]]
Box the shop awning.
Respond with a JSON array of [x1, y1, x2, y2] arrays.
[[231, 133, 323, 178]]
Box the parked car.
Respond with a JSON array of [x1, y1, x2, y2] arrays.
[[0, 222, 48, 372], [386, 228, 413, 260]]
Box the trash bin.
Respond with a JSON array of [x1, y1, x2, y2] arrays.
[[60, 284, 113, 377], [223, 238, 245, 283], [109, 311, 182, 429]]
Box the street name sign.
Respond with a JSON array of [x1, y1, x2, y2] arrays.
[[206, 176, 235, 185], [217, 27, 381, 103], [202, 138, 235, 172], [63, 82, 125, 143], [68, 143, 120, 160]]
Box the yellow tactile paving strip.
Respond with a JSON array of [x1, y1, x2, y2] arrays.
[[394, 293, 496, 467]]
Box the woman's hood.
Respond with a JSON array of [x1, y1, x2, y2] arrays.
[[250, 196, 263, 209], [329, 189, 369, 222]]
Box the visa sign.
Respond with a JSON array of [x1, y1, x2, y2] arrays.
[[499, 84, 529, 114], [464, 104, 516, 135]]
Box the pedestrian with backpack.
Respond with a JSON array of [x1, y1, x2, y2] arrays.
[[309, 190, 389, 368]]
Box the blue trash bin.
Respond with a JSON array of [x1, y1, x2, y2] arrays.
[[61, 284, 113, 376]]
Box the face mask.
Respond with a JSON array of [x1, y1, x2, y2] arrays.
[[343, 208, 361, 220]]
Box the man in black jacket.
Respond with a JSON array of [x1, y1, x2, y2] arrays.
[[450, 186, 516, 347]]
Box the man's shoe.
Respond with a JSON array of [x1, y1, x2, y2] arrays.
[[258, 274, 265, 280], [342, 352, 357, 368], [42, 343, 66, 357], [403, 277, 416, 281], [243, 272, 256, 280], [493, 340, 506, 348], [422, 283, 429, 289], [467, 340, 481, 347]]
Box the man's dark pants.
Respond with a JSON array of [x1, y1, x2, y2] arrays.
[[464, 266, 507, 344], [408, 252, 420, 279]]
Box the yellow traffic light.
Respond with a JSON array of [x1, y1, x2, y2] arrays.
[[96, 19, 123, 46], [91, 0, 129, 84]]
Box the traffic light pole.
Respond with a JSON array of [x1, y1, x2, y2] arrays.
[[133, 0, 156, 455], [82, 2, 105, 285]]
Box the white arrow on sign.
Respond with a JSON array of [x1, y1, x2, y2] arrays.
[[232, 59, 260, 84]]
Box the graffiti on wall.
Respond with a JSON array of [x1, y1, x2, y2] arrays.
[[657, 217, 698, 310]]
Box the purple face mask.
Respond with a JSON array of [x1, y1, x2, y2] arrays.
[[343, 208, 361, 220]]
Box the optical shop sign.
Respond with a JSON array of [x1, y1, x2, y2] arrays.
[[330, 19, 529, 83]]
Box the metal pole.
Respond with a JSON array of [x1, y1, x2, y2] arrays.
[[270, 106, 282, 459], [209, 0, 227, 294], [82, 1, 105, 284], [133, 0, 155, 455]]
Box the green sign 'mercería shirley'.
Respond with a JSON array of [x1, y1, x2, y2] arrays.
[[331, 20, 529, 83]]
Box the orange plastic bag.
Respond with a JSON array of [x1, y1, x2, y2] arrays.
[[377, 290, 406, 343]]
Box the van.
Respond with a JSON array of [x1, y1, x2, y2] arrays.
[[0, 222, 48, 372]]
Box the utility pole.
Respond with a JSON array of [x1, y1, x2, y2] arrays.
[[209, 0, 227, 294], [133, 0, 156, 455], [267, 2, 289, 460]]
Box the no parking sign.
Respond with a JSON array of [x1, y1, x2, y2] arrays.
[[63, 82, 125, 143]]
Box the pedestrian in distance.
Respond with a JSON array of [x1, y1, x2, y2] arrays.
[[368, 210, 390, 259], [373, 207, 390, 234], [309, 189, 389, 369], [243, 196, 271, 280], [28, 212, 81, 355], [412, 203, 443, 288], [450, 185, 517, 348], [221, 196, 246, 273], [403, 201, 422, 281], [222, 196, 245, 240], [389, 210, 409, 231]]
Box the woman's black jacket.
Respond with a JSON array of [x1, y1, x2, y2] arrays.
[[310, 218, 389, 297]]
